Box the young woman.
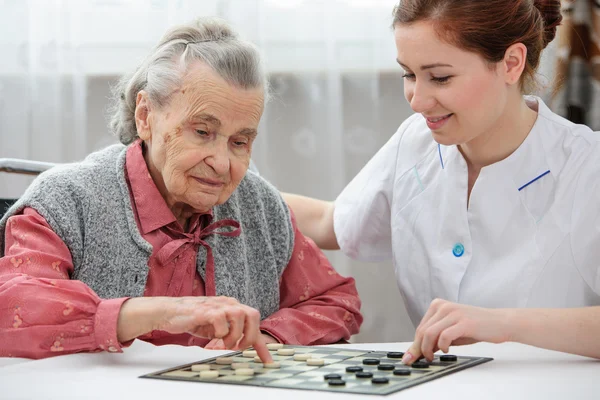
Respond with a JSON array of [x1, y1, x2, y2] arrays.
[[284, 0, 600, 363]]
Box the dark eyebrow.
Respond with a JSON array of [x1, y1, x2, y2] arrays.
[[396, 59, 453, 70]]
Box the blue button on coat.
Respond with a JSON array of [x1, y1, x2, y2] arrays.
[[452, 243, 464, 257]]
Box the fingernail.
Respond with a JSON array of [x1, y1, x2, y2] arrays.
[[402, 352, 413, 364]]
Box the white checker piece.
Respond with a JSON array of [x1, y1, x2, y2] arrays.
[[190, 364, 211, 372], [209, 364, 230, 370], [276, 348, 295, 356], [162, 370, 198, 378], [300, 353, 328, 359], [216, 370, 235, 376], [293, 353, 312, 361], [318, 358, 339, 365], [216, 375, 252, 382]]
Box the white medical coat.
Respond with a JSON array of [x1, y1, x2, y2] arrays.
[[334, 97, 600, 326]]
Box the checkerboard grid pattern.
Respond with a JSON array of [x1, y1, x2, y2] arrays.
[[146, 346, 493, 396], [179, 353, 466, 381]]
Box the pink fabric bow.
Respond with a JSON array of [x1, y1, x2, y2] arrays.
[[156, 218, 241, 297]]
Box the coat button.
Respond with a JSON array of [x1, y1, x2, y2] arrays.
[[452, 243, 464, 257]]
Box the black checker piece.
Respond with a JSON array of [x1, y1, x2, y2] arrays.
[[386, 352, 404, 359], [324, 374, 342, 380], [345, 366, 363, 373], [328, 379, 346, 386], [362, 358, 380, 366], [377, 364, 395, 371], [355, 371, 374, 379], [411, 360, 430, 369], [393, 368, 412, 376], [372, 377, 389, 384], [440, 354, 458, 362]]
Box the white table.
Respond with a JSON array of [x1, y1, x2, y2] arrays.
[[1, 341, 598, 400]]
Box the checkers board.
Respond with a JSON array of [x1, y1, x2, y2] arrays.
[[141, 345, 492, 395]]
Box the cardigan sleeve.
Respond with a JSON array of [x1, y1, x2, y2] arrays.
[[260, 210, 363, 344], [0, 208, 129, 359]]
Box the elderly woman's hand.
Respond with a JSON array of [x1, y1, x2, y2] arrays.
[[204, 333, 279, 350], [116, 296, 272, 363]]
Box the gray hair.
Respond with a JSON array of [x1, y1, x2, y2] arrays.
[[108, 17, 269, 145]]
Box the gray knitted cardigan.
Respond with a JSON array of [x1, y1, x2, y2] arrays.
[[0, 144, 295, 319]]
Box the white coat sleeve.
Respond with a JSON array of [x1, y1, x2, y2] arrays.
[[333, 119, 413, 262], [571, 142, 600, 295]]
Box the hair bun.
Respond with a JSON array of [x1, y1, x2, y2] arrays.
[[533, 0, 563, 47]]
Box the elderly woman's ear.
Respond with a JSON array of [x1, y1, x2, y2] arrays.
[[135, 90, 152, 141]]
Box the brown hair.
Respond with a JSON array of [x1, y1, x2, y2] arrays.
[[392, 0, 563, 93]]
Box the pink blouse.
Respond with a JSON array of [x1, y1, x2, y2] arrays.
[[0, 142, 362, 359]]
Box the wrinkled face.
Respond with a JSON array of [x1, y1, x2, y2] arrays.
[[394, 21, 508, 146], [136, 62, 264, 213]]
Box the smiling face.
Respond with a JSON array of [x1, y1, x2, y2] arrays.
[[135, 62, 264, 214], [394, 21, 510, 146]]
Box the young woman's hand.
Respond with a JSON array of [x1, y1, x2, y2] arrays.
[[402, 299, 512, 364]]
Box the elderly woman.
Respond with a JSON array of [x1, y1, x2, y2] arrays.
[[0, 18, 362, 360]]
